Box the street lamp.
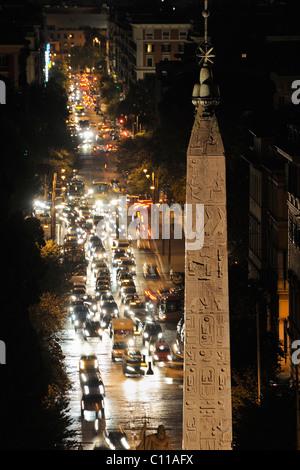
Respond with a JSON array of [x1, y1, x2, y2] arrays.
[[143, 169, 156, 202]]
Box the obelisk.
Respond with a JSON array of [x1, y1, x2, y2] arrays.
[[183, 3, 232, 450]]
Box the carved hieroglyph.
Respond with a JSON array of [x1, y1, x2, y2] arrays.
[[183, 103, 232, 450]]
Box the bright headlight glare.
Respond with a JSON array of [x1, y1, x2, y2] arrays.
[[121, 437, 130, 449]]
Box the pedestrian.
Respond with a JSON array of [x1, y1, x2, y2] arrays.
[[170, 267, 173, 281]]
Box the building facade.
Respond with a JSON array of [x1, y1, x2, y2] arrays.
[[242, 131, 289, 369], [107, 12, 191, 88], [45, 7, 107, 62], [277, 123, 300, 378]]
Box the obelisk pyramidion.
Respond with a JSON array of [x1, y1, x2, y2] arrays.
[[182, 3, 232, 450]]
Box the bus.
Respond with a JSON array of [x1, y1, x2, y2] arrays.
[[145, 288, 184, 323], [75, 105, 84, 115], [91, 180, 111, 206]]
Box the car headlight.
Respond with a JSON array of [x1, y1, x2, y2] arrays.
[[154, 354, 159, 361], [102, 309, 106, 314], [75, 320, 79, 326], [128, 338, 134, 347], [79, 360, 85, 369], [126, 365, 135, 372], [99, 384, 105, 395], [94, 360, 98, 368], [114, 309, 118, 314], [120, 437, 130, 450], [167, 355, 172, 361], [144, 332, 149, 338], [158, 332, 163, 338], [84, 385, 90, 394]]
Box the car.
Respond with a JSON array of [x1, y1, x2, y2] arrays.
[[92, 244, 107, 260], [127, 302, 153, 327], [71, 304, 89, 327], [89, 235, 101, 247], [119, 278, 135, 291], [116, 264, 129, 275], [103, 428, 130, 450], [119, 258, 136, 275], [81, 394, 105, 420], [120, 285, 137, 303], [92, 259, 108, 271], [100, 300, 119, 318], [152, 342, 172, 365], [123, 294, 140, 312], [122, 348, 145, 377], [95, 286, 110, 301], [116, 239, 131, 254], [69, 299, 84, 314], [117, 271, 133, 286], [137, 239, 151, 251], [143, 263, 160, 278], [71, 286, 86, 300], [83, 320, 102, 339], [80, 369, 105, 396], [96, 278, 111, 289], [80, 294, 93, 306], [79, 354, 99, 371], [112, 249, 128, 267], [165, 362, 184, 382], [111, 340, 128, 362], [86, 297, 99, 315], [142, 321, 163, 345], [100, 293, 115, 304], [100, 312, 114, 330], [94, 266, 110, 279]]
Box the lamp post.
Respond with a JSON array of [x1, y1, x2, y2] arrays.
[[143, 169, 156, 203], [51, 172, 57, 240]]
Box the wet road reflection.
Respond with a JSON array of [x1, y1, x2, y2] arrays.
[[61, 248, 183, 451]]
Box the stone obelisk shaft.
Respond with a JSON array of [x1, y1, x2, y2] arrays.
[[182, 102, 232, 450]]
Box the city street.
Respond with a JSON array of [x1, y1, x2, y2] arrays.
[[60, 94, 184, 450]]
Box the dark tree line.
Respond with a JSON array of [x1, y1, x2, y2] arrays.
[[0, 70, 76, 449]]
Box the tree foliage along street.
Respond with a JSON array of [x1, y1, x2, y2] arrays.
[[0, 69, 76, 449]]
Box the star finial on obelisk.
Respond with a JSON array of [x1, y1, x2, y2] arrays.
[[192, 1, 220, 116]]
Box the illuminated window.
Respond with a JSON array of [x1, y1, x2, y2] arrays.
[[145, 44, 154, 53]]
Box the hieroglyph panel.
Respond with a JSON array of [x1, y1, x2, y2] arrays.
[[183, 107, 232, 450]]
